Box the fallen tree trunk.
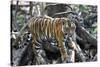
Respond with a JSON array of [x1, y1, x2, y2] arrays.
[[12, 41, 29, 66], [75, 21, 97, 49], [42, 42, 60, 53]]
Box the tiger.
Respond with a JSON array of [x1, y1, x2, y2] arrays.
[[28, 16, 76, 62]]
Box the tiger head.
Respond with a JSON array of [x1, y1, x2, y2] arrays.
[[61, 18, 76, 38]]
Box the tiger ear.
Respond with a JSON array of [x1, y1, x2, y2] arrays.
[[62, 21, 65, 25]]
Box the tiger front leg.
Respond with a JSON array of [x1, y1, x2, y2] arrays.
[[32, 40, 48, 64], [57, 41, 68, 63]]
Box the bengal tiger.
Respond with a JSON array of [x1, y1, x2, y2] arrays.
[[28, 16, 76, 62]]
